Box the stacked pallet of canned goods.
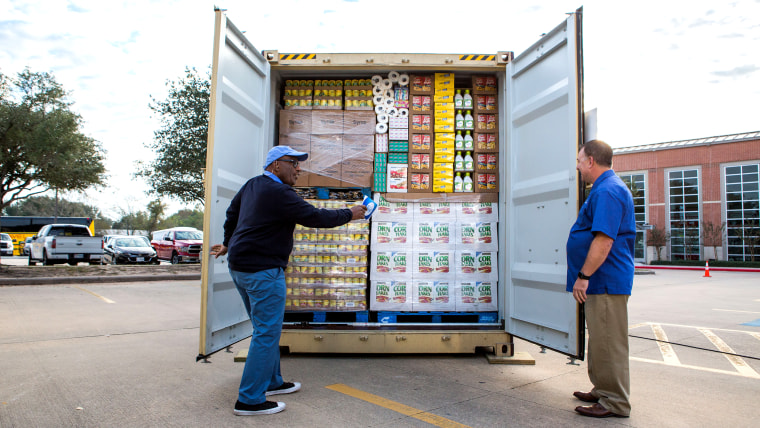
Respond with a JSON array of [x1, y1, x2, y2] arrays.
[[285, 199, 370, 312]]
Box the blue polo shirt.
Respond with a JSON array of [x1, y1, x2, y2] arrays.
[[566, 170, 636, 295]]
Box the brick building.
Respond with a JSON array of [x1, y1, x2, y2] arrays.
[[612, 131, 760, 263]]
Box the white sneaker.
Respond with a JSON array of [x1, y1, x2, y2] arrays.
[[233, 400, 285, 415], [266, 381, 302, 396]]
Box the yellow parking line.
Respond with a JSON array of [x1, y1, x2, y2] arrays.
[[72, 285, 115, 304], [326, 384, 471, 428]]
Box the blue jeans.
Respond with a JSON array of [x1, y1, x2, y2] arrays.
[[229, 267, 286, 405]]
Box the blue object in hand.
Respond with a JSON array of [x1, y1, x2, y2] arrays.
[[362, 196, 377, 220]]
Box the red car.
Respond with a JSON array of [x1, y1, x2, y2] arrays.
[[150, 228, 203, 264]]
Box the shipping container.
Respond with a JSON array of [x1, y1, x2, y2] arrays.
[[199, 7, 586, 361]]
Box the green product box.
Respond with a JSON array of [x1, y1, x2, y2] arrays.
[[373, 172, 387, 192], [388, 152, 409, 164], [389, 140, 409, 152]]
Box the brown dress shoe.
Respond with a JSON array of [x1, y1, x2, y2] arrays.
[[575, 403, 628, 418], [573, 391, 599, 403]]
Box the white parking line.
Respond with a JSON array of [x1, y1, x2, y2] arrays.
[[713, 309, 760, 314], [698, 328, 760, 379], [651, 323, 680, 365]]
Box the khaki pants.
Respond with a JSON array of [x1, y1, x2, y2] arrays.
[[585, 293, 631, 416]]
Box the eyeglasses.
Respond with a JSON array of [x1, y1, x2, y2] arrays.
[[278, 159, 300, 168]]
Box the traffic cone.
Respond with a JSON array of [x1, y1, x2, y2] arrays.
[[703, 261, 711, 278]]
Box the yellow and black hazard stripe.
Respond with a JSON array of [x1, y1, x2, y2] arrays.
[[459, 54, 496, 61], [279, 53, 316, 60]]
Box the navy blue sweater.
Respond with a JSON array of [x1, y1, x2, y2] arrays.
[[223, 175, 353, 273]]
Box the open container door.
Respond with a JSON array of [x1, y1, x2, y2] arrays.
[[199, 10, 272, 359], [504, 8, 585, 358]]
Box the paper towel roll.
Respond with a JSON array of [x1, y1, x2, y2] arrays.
[[384, 89, 394, 99], [376, 113, 389, 124], [386, 107, 398, 117], [371, 75, 383, 86], [374, 104, 386, 114], [375, 122, 388, 134], [373, 94, 384, 105], [398, 108, 409, 117], [380, 79, 392, 89], [383, 97, 394, 108], [398, 74, 410, 86], [388, 71, 400, 82], [372, 86, 384, 96]]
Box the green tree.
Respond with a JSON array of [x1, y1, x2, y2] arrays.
[[146, 199, 166, 234], [112, 211, 151, 234], [2, 195, 112, 225], [0, 68, 107, 212], [136, 67, 209, 205], [159, 208, 203, 230]]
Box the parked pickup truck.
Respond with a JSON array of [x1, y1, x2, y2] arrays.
[[28, 224, 103, 266], [150, 227, 203, 264]]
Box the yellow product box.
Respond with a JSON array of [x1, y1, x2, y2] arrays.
[[433, 93, 455, 103], [435, 73, 455, 81], [435, 102, 455, 111], [433, 183, 452, 193], [434, 87, 454, 97], [433, 162, 454, 172], [434, 79, 455, 89], [433, 172, 454, 181], [434, 122, 456, 132], [435, 140, 455, 150], [435, 146, 455, 156], [435, 116, 455, 125], [435, 108, 456, 118], [434, 152, 456, 163], [435, 132, 456, 143], [433, 176, 454, 184]]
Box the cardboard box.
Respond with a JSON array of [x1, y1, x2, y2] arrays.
[[309, 135, 342, 187], [387, 164, 408, 193], [408, 173, 431, 193], [474, 173, 499, 193], [474, 94, 498, 113], [343, 111, 376, 134], [474, 132, 498, 152], [375, 133, 389, 152], [435, 107, 457, 119], [372, 194, 413, 219], [434, 122, 456, 133], [342, 135, 374, 161], [434, 152, 455, 163], [373, 172, 386, 192], [371, 280, 412, 311], [389, 128, 409, 141], [435, 102, 455, 111], [409, 153, 431, 172], [410, 75, 433, 94], [412, 280, 455, 311], [341, 159, 372, 187], [415, 202, 454, 217], [472, 75, 498, 94], [456, 221, 498, 249], [411, 114, 433, 132], [312, 111, 344, 134], [474, 152, 499, 172], [370, 250, 409, 279], [410, 134, 432, 152], [433, 93, 456, 103], [454, 250, 498, 280], [411, 95, 432, 112], [457, 202, 499, 220], [455, 281, 497, 312], [412, 220, 455, 248], [279, 110, 312, 134], [475, 113, 499, 132], [278, 133, 311, 186], [389, 116, 408, 129]]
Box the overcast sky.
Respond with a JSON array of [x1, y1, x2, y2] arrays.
[[1, 0, 758, 219]]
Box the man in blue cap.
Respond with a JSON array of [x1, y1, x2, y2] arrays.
[[210, 145, 367, 416]]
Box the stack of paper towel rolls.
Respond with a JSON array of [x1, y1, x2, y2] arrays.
[[372, 71, 409, 134]]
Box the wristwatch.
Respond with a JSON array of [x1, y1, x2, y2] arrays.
[[577, 271, 592, 280]]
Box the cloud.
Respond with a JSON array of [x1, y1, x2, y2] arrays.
[[67, 1, 88, 13], [712, 64, 759, 77], [718, 33, 745, 38]]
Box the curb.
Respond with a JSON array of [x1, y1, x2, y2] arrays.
[[0, 274, 201, 286], [635, 265, 760, 273]]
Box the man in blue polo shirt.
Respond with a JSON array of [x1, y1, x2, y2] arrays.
[[566, 140, 635, 418], [210, 146, 366, 416]]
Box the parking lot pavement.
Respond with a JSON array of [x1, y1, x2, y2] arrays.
[[1, 271, 759, 427]]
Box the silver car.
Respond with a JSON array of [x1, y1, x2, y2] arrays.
[[1, 233, 14, 256]]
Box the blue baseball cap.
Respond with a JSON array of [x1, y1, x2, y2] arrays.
[[264, 145, 308, 169]]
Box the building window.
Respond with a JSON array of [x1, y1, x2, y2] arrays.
[[725, 164, 760, 261], [669, 169, 700, 260], [619, 173, 646, 260]]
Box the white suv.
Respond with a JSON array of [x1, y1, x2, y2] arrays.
[[1, 233, 14, 256]]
